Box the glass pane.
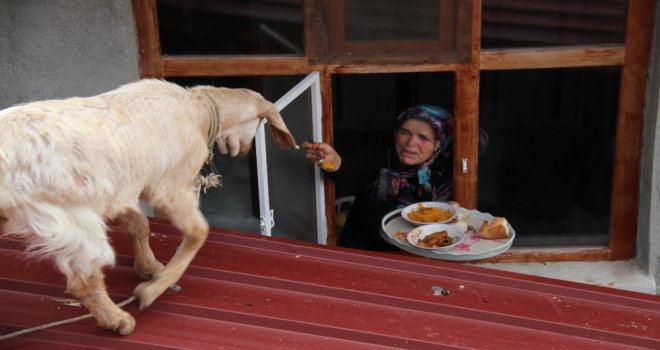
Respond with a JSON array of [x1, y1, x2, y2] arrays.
[[478, 68, 620, 246], [266, 87, 319, 242], [482, 0, 628, 48], [157, 0, 304, 55], [345, 0, 439, 41], [168, 76, 314, 240]]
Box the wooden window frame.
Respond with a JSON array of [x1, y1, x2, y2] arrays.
[[132, 0, 654, 263]]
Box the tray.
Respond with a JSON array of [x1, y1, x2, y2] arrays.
[[380, 208, 515, 261]]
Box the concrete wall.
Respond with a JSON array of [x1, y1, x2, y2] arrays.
[[638, 1, 660, 293], [0, 0, 139, 109]]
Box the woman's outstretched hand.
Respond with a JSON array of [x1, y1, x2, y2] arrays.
[[302, 141, 342, 172]]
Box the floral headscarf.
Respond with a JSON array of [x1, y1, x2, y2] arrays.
[[372, 104, 454, 207]]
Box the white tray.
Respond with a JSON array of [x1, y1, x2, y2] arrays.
[[380, 208, 515, 261]]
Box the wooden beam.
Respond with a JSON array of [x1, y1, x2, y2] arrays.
[[325, 62, 459, 74], [132, 0, 163, 78], [453, 0, 480, 209], [163, 56, 312, 77], [473, 248, 611, 263], [319, 70, 337, 245], [480, 46, 624, 70], [609, 0, 654, 259]]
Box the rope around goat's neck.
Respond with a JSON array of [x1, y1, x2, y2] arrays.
[[0, 295, 137, 341], [197, 92, 222, 192], [200, 92, 220, 166]]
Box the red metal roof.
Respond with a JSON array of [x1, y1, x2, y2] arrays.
[[1, 217, 659, 349]]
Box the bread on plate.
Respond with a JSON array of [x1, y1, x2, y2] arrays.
[[478, 217, 510, 239]]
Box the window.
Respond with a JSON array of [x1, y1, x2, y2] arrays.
[[324, 0, 468, 62], [478, 67, 620, 247], [157, 0, 304, 55], [264, 72, 326, 243], [133, 0, 652, 262], [482, 0, 627, 48]]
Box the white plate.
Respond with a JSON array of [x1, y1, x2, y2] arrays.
[[401, 202, 457, 226], [406, 223, 465, 252], [380, 208, 515, 261]]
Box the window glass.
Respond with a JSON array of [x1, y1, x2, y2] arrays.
[[157, 0, 304, 55], [345, 0, 439, 41], [263, 77, 322, 243], [478, 68, 620, 246], [329, 0, 465, 58], [482, 0, 628, 48]]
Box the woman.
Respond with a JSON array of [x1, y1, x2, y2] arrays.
[[303, 104, 454, 250]]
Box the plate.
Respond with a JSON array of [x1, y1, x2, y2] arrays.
[[406, 223, 465, 252], [401, 202, 457, 226], [380, 208, 515, 261]]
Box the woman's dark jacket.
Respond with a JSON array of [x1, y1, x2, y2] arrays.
[[331, 149, 453, 251]]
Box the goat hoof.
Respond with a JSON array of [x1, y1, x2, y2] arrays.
[[135, 260, 165, 280], [112, 318, 136, 336], [134, 281, 158, 310], [107, 312, 136, 335]]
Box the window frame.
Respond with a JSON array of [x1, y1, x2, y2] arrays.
[[132, 0, 654, 262]]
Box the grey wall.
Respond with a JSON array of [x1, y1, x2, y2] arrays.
[[0, 0, 145, 213], [638, 1, 660, 293], [0, 0, 139, 109]]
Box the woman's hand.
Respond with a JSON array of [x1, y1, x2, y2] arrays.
[[302, 141, 342, 172]]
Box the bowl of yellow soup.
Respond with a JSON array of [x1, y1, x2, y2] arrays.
[[401, 202, 457, 226]]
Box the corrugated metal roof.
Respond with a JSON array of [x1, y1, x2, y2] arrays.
[[2, 217, 659, 349]]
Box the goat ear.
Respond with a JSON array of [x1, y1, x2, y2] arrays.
[[259, 100, 299, 150]]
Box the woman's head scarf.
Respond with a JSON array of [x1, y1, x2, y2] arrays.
[[394, 104, 454, 156], [372, 104, 454, 206]]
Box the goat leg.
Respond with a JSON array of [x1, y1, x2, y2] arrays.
[[134, 199, 209, 310], [116, 208, 164, 280], [67, 269, 136, 335]]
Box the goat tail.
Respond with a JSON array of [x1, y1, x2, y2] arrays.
[[7, 203, 115, 278]]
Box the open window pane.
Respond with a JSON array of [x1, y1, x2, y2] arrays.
[[168, 76, 317, 241], [266, 82, 323, 243], [482, 0, 628, 48], [157, 0, 304, 55], [478, 68, 620, 246]]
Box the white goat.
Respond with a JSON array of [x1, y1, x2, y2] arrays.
[[0, 79, 298, 335]]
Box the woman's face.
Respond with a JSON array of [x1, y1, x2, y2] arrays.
[[394, 118, 440, 166]]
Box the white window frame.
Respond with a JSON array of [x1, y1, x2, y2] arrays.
[[254, 72, 327, 244]]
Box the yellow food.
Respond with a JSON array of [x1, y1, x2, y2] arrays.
[[408, 204, 453, 223], [320, 161, 335, 171]]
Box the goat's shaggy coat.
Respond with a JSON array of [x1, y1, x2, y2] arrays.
[[0, 79, 298, 335]]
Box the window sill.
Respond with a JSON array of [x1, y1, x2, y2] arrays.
[[471, 259, 657, 295]]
